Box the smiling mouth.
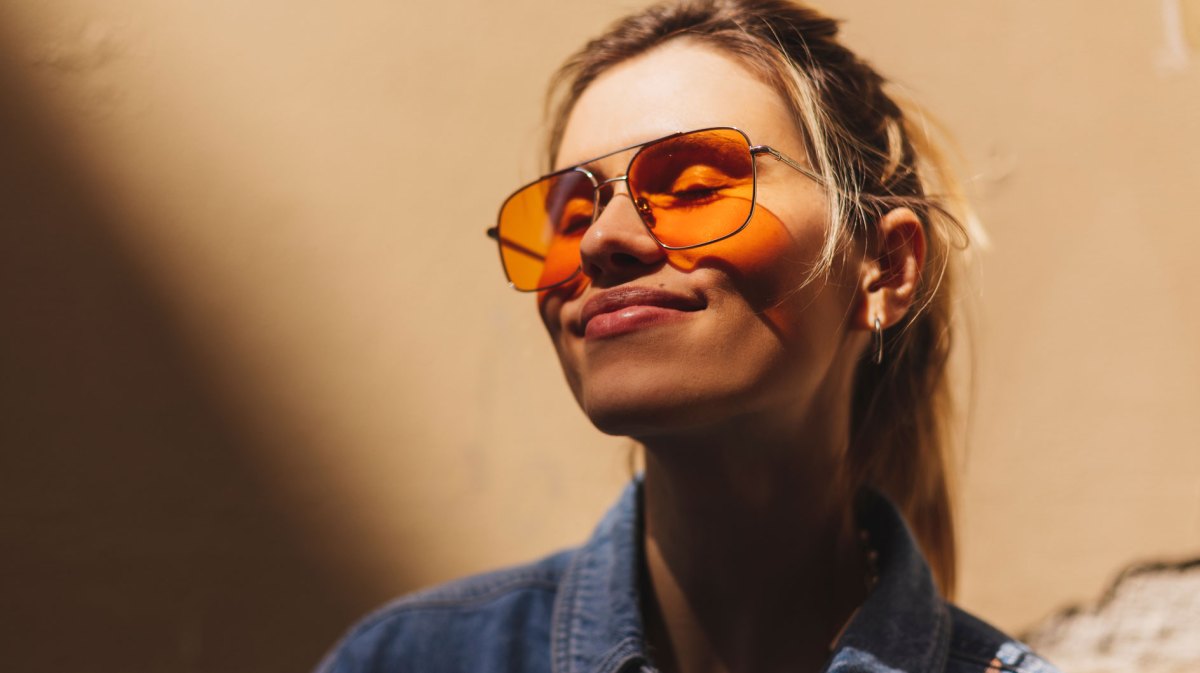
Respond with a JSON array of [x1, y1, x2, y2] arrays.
[[578, 286, 705, 339]]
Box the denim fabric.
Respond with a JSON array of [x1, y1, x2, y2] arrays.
[[316, 480, 1060, 673]]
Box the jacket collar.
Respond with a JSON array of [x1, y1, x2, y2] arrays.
[[826, 490, 952, 672], [551, 480, 951, 673], [551, 479, 647, 673]]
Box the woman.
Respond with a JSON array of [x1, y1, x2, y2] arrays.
[[319, 1, 1059, 671]]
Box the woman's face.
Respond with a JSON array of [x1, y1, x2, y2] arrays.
[[539, 39, 864, 441]]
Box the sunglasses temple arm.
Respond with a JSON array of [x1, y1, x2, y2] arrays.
[[751, 145, 825, 186], [487, 228, 548, 263]]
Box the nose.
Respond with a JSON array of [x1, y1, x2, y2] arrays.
[[578, 183, 665, 286]]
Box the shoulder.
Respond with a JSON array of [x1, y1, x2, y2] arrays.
[[314, 548, 574, 673], [944, 604, 1061, 673]]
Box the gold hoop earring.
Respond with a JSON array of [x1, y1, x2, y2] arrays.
[[873, 317, 884, 365]]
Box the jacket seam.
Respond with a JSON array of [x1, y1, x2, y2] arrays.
[[351, 576, 561, 635], [552, 546, 590, 673], [405, 565, 561, 600], [947, 650, 1039, 673], [928, 601, 952, 672]]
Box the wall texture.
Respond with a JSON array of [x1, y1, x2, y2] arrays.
[[1, 1, 1197, 671]]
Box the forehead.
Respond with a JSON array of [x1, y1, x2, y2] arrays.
[[556, 39, 802, 170]]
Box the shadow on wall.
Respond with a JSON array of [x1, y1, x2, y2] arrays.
[[0, 37, 378, 673]]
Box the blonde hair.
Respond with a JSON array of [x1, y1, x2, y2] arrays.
[[545, 0, 972, 597]]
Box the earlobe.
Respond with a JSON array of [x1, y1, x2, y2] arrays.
[[854, 207, 926, 331]]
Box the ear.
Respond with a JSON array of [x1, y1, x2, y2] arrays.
[[853, 207, 926, 332]]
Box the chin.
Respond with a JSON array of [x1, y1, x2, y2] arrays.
[[583, 403, 710, 440], [575, 375, 743, 440]]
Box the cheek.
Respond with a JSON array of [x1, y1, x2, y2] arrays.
[[665, 204, 823, 339], [537, 232, 584, 291], [536, 275, 587, 324], [537, 278, 587, 375], [536, 284, 587, 403]]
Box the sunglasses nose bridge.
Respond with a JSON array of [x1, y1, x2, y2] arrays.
[[592, 174, 637, 222], [595, 174, 629, 199]]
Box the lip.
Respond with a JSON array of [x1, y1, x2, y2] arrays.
[[577, 286, 705, 339]]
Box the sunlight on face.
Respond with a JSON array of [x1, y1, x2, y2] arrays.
[[538, 39, 857, 440]]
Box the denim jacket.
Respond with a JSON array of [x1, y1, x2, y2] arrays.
[[316, 480, 1060, 673]]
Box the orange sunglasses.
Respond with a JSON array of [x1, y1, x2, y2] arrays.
[[487, 127, 822, 292]]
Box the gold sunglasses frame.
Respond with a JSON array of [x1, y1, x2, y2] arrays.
[[486, 126, 823, 292]]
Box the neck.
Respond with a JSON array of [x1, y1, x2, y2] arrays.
[[637, 418, 868, 673]]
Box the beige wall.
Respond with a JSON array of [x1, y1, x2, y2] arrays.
[[1, 1, 1197, 671]]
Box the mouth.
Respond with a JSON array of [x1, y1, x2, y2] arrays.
[[577, 286, 706, 339]]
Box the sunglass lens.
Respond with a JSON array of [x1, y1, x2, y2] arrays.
[[496, 169, 594, 291], [627, 129, 755, 248]]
